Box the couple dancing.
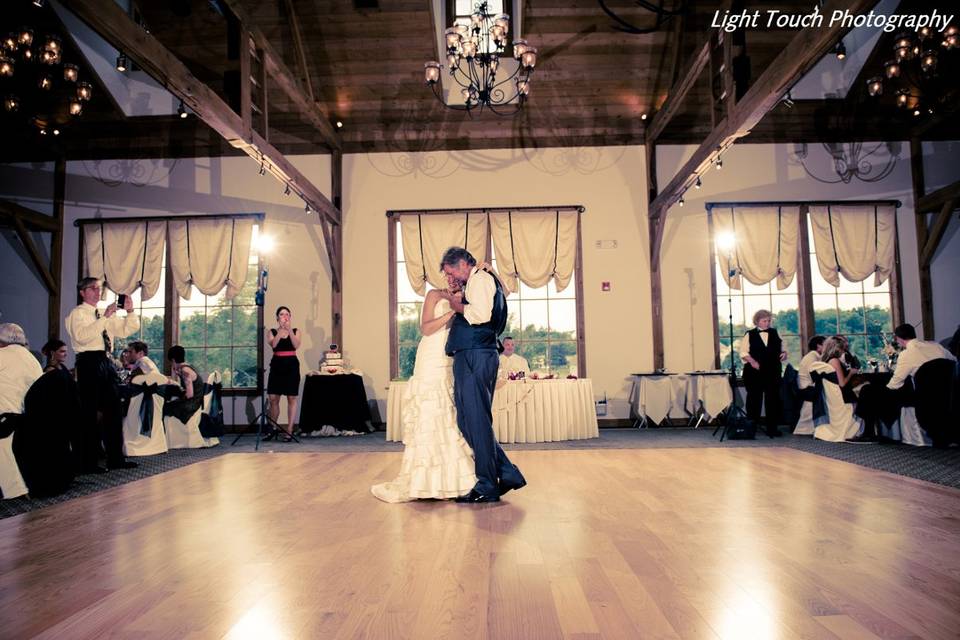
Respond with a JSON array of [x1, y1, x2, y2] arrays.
[[372, 247, 526, 504]]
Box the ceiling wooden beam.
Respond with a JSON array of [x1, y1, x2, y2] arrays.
[[219, 0, 340, 151], [920, 199, 956, 267], [648, 0, 875, 264], [64, 0, 341, 227], [11, 214, 57, 294], [917, 178, 960, 214], [647, 37, 712, 143], [0, 199, 59, 232], [281, 0, 315, 103]]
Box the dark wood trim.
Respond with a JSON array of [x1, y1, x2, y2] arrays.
[[386, 205, 585, 217], [75, 213, 264, 226], [388, 216, 398, 380], [649, 0, 876, 222], [331, 149, 344, 348], [11, 215, 56, 293], [889, 212, 905, 329], [648, 38, 711, 143], [49, 158, 66, 340], [220, 0, 339, 149], [65, 0, 340, 225], [646, 140, 664, 370], [574, 210, 587, 379], [920, 200, 957, 267], [706, 210, 721, 370], [239, 28, 252, 142], [910, 138, 935, 339], [0, 199, 59, 232], [796, 205, 815, 348], [917, 179, 960, 215], [281, 0, 315, 103], [162, 239, 176, 377], [706, 200, 902, 209]]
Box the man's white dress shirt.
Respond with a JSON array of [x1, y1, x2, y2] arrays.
[[498, 353, 530, 379], [887, 339, 956, 390], [136, 355, 159, 375], [463, 267, 495, 326], [65, 302, 140, 354], [798, 350, 820, 390]]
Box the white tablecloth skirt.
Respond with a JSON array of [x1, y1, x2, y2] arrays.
[[387, 378, 599, 444], [632, 374, 732, 424]]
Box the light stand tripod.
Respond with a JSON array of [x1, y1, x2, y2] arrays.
[[713, 259, 750, 442], [231, 366, 279, 450]]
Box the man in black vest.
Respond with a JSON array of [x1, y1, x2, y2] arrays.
[[441, 247, 526, 503], [740, 309, 788, 438]]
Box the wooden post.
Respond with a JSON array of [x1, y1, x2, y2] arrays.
[[796, 205, 815, 347], [49, 157, 65, 340], [646, 141, 665, 370], [331, 150, 343, 349], [909, 138, 934, 339]]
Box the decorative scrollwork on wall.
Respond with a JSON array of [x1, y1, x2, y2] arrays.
[[81, 158, 179, 188]]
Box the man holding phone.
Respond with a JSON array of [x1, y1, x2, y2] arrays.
[[65, 278, 140, 473]]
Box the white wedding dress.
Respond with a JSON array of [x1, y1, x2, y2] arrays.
[[371, 297, 477, 503]]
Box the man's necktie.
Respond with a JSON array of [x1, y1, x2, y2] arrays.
[[94, 309, 112, 352]]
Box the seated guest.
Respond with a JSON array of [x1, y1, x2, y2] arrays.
[[821, 337, 859, 405], [798, 336, 826, 391], [0, 323, 42, 500], [126, 341, 159, 378], [164, 345, 203, 422], [829, 335, 860, 404], [41, 339, 70, 374], [854, 323, 957, 443], [498, 337, 530, 380]]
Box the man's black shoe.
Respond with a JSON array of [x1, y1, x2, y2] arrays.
[[107, 460, 139, 470], [498, 478, 527, 496], [455, 489, 500, 503]]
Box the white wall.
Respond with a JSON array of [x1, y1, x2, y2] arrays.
[[922, 140, 960, 341], [2, 139, 957, 425]]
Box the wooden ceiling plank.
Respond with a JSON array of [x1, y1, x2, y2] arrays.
[[0, 199, 60, 232], [64, 0, 340, 226], [11, 214, 57, 294], [919, 199, 956, 267], [917, 178, 960, 215], [281, 0, 315, 103], [219, 0, 340, 150], [647, 37, 711, 143]]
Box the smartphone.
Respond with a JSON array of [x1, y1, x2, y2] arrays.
[[117, 294, 128, 307]]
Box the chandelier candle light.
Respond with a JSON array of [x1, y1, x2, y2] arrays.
[[424, 2, 537, 115]]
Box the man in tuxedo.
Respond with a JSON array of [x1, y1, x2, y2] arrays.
[[440, 247, 526, 503], [739, 309, 788, 437]]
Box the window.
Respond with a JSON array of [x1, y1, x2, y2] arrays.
[[807, 217, 892, 366], [95, 221, 263, 391], [389, 214, 584, 380], [711, 208, 897, 373]]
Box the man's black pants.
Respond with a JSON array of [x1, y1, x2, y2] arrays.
[[75, 352, 125, 468]]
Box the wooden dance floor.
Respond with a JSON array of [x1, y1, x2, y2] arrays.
[[2, 448, 959, 639]]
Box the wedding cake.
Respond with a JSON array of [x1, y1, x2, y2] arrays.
[[322, 344, 345, 374]]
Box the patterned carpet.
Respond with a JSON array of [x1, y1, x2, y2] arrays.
[[3, 428, 958, 519]]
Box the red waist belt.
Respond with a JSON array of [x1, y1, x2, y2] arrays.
[[273, 351, 297, 357]]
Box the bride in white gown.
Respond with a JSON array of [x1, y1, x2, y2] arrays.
[[371, 288, 477, 503]]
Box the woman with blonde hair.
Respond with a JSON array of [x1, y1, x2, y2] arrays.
[[809, 336, 864, 442], [739, 309, 788, 437], [822, 336, 859, 403]]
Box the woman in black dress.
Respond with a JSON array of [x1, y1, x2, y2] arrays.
[[266, 306, 301, 441], [41, 339, 70, 374]]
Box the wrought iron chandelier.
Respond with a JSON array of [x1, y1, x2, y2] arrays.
[[791, 141, 899, 184], [864, 24, 958, 118], [424, 1, 537, 116], [0, 5, 92, 136]]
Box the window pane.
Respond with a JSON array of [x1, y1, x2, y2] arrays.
[[810, 264, 836, 294], [398, 303, 422, 344], [184, 348, 206, 374], [232, 265, 259, 306], [521, 342, 547, 373], [233, 347, 257, 388], [715, 264, 730, 296], [180, 286, 207, 307], [742, 297, 772, 330], [836, 295, 866, 334], [813, 300, 839, 336], [770, 296, 799, 335], [518, 300, 548, 341], [547, 275, 576, 299], [206, 307, 233, 347], [549, 341, 578, 375], [519, 278, 548, 299], [863, 294, 892, 334], [863, 333, 888, 363], [234, 306, 258, 345], [398, 344, 417, 380], [179, 307, 206, 346], [741, 278, 771, 295], [548, 299, 576, 337], [397, 264, 422, 303], [204, 347, 230, 380], [503, 310, 521, 339], [836, 275, 864, 294], [782, 335, 802, 369]]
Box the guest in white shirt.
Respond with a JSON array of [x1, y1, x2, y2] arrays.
[[0, 323, 42, 500], [498, 337, 530, 380], [65, 278, 139, 473], [798, 335, 826, 391], [126, 341, 159, 378], [854, 324, 957, 443]]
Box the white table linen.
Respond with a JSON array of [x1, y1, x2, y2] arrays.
[[387, 378, 599, 443]]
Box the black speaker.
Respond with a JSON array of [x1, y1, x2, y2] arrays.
[[725, 412, 757, 440]]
